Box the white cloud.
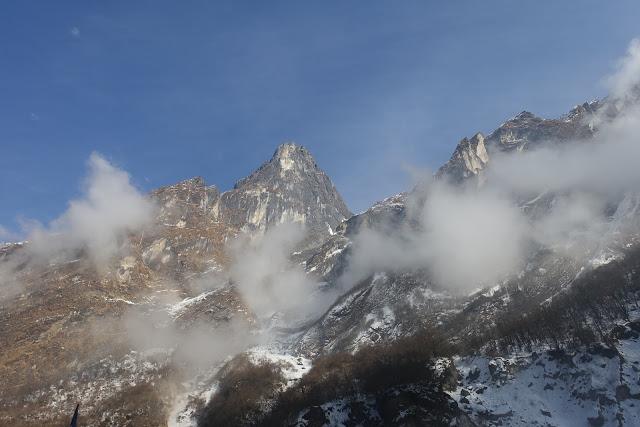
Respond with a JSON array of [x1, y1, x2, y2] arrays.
[[70, 26, 80, 38], [26, 152, 155, 269], [420, 184, 527, 288], [123, 309, 255, 371], [229, 223, 340, 325], [340, 38, 640, 293], [342, 182, 528, 291], [607, 38, 640, 101]]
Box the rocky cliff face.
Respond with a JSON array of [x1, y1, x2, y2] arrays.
[[296, 95, 640, 356], [151, 143, 351, 248], [0, 143, 352, 426], [214, 143, 351, 247], [437, 133, 489, 182], [437, 101, 602, 182]]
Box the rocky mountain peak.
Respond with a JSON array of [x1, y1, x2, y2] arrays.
[[144, 143, 350, 251], [566, 100, 601, 121], [488, 106, 598, 151], [234, 142, 321, 190], [437, 101, 603, 182], [272, 142, 312, 170], [468, 132, 488, 155], [512, 110, 537, 121], [436, 132, 489, 182], [214, 143, 352, 246]]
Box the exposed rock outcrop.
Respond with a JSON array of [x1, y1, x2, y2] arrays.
[[214, 143, 351, 247]]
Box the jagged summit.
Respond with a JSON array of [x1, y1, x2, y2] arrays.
[[272, 141, 311, 163], [437, 100, 602, 182], [512, 110, 537, 120], [234, 142, 322, 189], [566, 100, 601, 121], [147, 143, 351, 246], [487, 101, 607, 151], [214, 142, 351, 246], [436, 132, 489, 182]]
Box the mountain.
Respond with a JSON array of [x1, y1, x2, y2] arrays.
[[214, 143, 351, 247], [276, 97, 640, 426], [2, 96, 640, 427], [0, 143, 351, 426], [437, 101, 601, 182]]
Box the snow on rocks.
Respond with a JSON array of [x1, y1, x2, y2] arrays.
[[166, 290, 216, 318], [452, 337, 640, 426], [248, 347, 312, 385]]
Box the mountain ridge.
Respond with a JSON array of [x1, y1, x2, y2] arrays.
[[2, 94, 640, 426]]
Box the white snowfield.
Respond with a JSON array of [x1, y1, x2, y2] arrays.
[[453, 328, 640, 426]]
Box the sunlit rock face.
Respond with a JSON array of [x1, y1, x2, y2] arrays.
[[437, 101, 602, 183], [214, 143, 352, 247], [486, 108, 595, 152], [437, 133, 489, 182], [151, 176, 220, 228], [151, 143, 352, 241], [0, 142, 354, 425]]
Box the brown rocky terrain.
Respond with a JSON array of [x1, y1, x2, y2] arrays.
[[0, 143, 350, 426]]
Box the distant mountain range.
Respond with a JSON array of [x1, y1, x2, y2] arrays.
[[2, 90, 640, 426]]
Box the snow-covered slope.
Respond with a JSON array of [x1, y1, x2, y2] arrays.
[[453, 317, 640, 427]]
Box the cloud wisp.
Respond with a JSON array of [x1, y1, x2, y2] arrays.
[[341, 182, 529, 291], [339, 38, 640, 293], [123, 308, 255, 371], [228, 223, 341, 326], [25, 152, 155, 269]]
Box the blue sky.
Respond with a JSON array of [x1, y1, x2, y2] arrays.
[[1, 1, 640, 236]]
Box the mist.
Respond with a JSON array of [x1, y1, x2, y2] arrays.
[[123, 308, 256, 371], [0, 254, 24, 300], [342, 182, 529, 291], [25, 152, 155, 269], [118, 224, 343, 375], [488, 105, 640, 197], [486, 39, 640, 255], [339, 38, 640, 293], [0, 153, 155, 300], [229, 223, 340, 325], [608, 38, 640, 102]]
